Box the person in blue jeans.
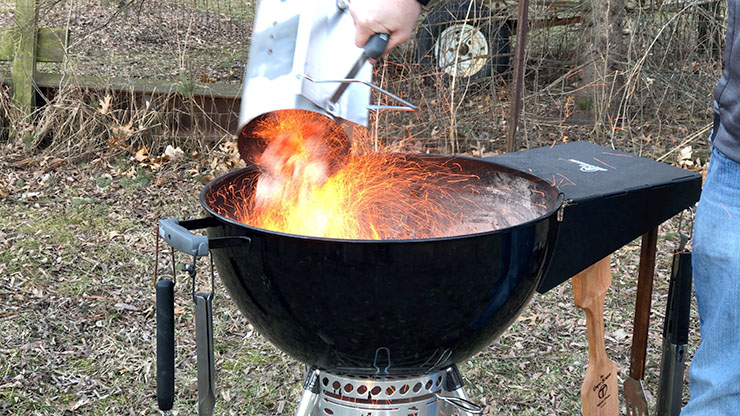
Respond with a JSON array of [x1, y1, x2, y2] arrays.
[[681, 0, 740, 411], [671, 0, 740, 412], [351, 0, 740, 413], [682, 138, 740, 415]]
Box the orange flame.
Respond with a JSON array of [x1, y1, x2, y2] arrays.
[[215, 111, 486, 240]]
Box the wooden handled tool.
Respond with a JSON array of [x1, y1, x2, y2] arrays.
[[573, 256, 619, 416]]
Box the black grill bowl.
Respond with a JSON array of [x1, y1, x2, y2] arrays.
[[200, 155, 561, 374]]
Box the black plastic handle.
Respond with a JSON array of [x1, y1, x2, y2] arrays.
[[156, 279, 175, 411], [327, 33, 390, 107], [363, 33, 389, 60], [673, 250, 693, 345], [663, 250, 693, 345]]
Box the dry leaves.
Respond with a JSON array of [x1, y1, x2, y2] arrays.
[[109, 121, 135, 150], [129, 144, 187, 171], [98, 94, 113, 115], [678, 146, 694, 168], [133, 146, 149, 163], [164, 145, 185, 160], [677, 145, 708, 172], [209, 136, 244, 174]]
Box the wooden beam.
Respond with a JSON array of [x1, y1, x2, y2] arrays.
[[0, 71, 243, 100], [0, 27, 67, 62], [11, 0, 38, 115]]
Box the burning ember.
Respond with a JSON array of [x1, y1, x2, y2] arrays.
[[211, 110, 548, 240]]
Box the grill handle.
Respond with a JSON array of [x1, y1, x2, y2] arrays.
[[328, 33, 389, 106], [159, 217, 252, 255], [159, 217, 209, 257], [155, 216, 249, 413], [156, 279, 175, 411], [364, 32, 389, 60]]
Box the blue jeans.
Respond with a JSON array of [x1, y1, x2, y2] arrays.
[[681, 146, 740, 415]]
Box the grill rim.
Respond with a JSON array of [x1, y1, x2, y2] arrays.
[[199, 153, 564, 244]]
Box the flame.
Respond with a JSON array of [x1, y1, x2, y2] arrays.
[[213, 111, 484, 240]]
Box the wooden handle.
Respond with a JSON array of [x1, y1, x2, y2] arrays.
[[573, 256, 619, 416], [630, 227, 658, 380], [573, 256, 612, 310]]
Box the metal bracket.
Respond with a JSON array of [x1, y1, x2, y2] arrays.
[[373, 347, 392, 375], [299, 74, 417, 115], [435, 394, 485, 415]]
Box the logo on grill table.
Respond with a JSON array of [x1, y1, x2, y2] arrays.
[[568, 159, 608, 172]]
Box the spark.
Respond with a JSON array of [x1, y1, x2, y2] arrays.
[[210, 111, 488, 240], [601, 151, 632, 158], [556, 173, 576, 187], [592, 157, 616, 170], [531, 189, 545, 197]]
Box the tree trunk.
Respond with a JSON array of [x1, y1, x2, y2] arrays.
[[697, 0, 723, 60], [576, 0, 625, 130]]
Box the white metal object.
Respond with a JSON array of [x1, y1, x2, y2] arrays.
[[434, 23, 489, 77], [238, 0, 373, 134], [294, 366, 483, 416]]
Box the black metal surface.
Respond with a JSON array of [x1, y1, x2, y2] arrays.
[[197, 156, 561, 374], [486, 141, 703, 293], [665, 250, 693, 346], [657, 249, 692, 416]]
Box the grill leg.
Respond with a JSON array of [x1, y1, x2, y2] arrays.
[[295, 368, 321, 416], [437, 365, 485, 415]]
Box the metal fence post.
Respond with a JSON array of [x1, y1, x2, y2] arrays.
[[506, 0, 529, 153]]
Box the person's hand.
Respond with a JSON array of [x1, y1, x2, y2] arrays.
[[349, 0, 422, 55]]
